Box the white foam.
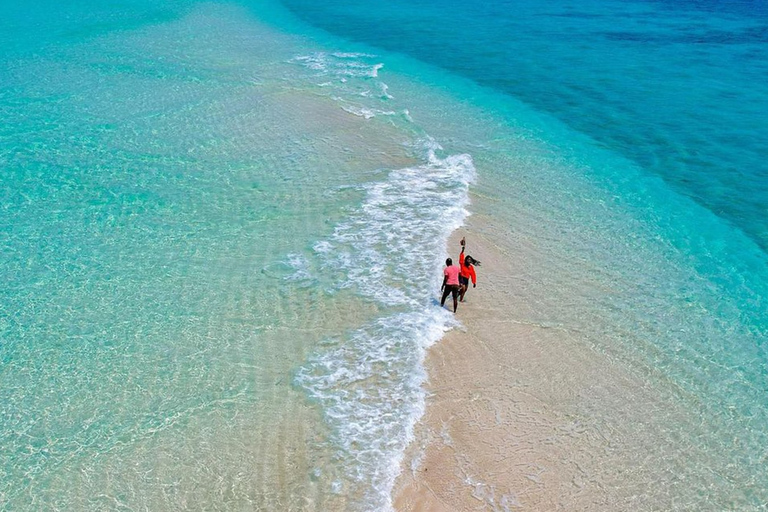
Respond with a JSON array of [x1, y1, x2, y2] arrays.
[[341, 105, 376, 119], [291, 52, 384, 80], [378, 82, 394, 100], [341, 104, 397, 120], [296, 147, 475, 510], [331, 52, 376, 59], [370, 63, 384, 78], [291, 51, 398, 129], [283, 253, 314, 284], [316, 147, 474, 306], [268, 253, 316, 288], [297, 309, 460, 510], [313, 240, 333, 254], [292, 49, 477, 508]]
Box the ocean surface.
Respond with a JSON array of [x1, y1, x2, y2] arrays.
[[1, 0, 766, 510]]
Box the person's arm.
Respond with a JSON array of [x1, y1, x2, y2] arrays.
[[470, 266, 477, 287], [441, 273, 447, 291]]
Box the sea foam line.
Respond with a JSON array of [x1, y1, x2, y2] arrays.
[[295, 143, 475, 510]]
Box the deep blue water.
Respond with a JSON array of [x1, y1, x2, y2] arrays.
[[2, 0, 768, 508], [279, 0, 768, 252]]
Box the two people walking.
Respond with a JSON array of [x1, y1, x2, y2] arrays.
[[440, 237, 479, 312]]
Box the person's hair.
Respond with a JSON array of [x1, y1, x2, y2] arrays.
[[466, 255, 481, 266], [446, 258, 453, 266]]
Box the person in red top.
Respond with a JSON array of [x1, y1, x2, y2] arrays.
[[458, 237, 479, 302], [440, 257, 461, 313]]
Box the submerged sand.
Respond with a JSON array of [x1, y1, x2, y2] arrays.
[[393, 208, 734, 511]]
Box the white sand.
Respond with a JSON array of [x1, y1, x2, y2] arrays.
[[393, 212, 726, 511]]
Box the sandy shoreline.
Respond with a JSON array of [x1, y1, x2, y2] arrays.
[[393, 207, 724, 511], [393, 223, 599, 511], [394, 222, 582, 510]]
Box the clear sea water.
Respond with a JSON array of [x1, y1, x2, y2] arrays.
[[1, 0, 766, 510]]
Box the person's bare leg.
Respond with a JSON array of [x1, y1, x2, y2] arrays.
[[459, 284, 467, 302]]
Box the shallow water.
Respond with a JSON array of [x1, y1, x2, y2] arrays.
[[2, 0, 767, 510], [282, 0, 768, 253], [1, 3, 473, 509]]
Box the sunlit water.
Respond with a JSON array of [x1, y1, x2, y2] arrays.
[[1, 0, 767, 510]]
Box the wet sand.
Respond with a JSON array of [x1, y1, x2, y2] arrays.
[[393, 210, 724, 511], [394, 223, 606, 511]]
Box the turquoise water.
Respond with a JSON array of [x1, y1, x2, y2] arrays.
[[1, 3, 471, 508], [1, 0, 767, 510], [281, 0, 768, 252]]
